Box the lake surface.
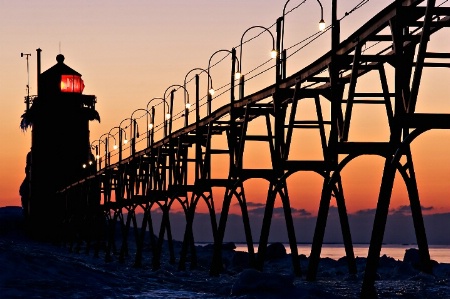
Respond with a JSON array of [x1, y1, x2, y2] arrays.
[[230, 243, 450, 263]]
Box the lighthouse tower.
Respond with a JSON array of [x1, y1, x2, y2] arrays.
[[20, 49, 100, 239]]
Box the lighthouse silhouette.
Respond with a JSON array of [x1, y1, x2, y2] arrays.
[[20, 49, 100, 239]]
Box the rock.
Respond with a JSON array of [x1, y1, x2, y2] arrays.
[[231, 268, 294, 296], [402, 248, 439, 272], [409, 271, 436, 283], [379, 254, 398, 268], [433, 263, 450, 278], [222, 242, 236, 251], [299, 253, 308, 261], [403, 248, 420, 266], [265, 242, 286, 260], [396, 260, 418, 278], [202, 242, 236, 251], [0, 207, 24, 236], [231, 251, 250, 269]]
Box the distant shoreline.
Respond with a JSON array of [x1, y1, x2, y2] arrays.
[[3, 205, 450, 263]]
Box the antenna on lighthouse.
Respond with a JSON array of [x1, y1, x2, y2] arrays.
[[21, 52, 31, 111]]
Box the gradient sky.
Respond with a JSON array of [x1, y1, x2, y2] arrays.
[[1, 0, 450, 219]]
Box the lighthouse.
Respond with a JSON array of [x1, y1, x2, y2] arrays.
[[20, 49, 100, 239]]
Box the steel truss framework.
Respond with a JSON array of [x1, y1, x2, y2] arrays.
[[57, 0, 450, 296]]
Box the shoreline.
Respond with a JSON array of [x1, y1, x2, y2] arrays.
[[2, 206, 450, 298]]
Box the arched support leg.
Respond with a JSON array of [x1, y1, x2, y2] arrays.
[[179, 191, 217, 271], [209, 187, 233, 276], [308, 173, 356, 279], [278, 180, 301, 276], [400, 149, 431, 273], [131, 210, 140, 257], [179, 192, 202, 271], [165, 210, 176, 264], [334, 176, 357, 275], [361, 144, 432, 297], [153, 204, 169, 271], [203, 193, 218, 269], [104, 211, 113, 262], [134, 204, 157, 268], [189, 193, 217, 270], [209, 182, 252, 276], [237, 187, 256, 268], [307, 175, 334, 281], [361, 159, 397, 297], [119, 206, 134, 262], [134, 206, 148, 267], [178, 201, 195, 271], [105, 209, 123, 262], [255, 182, 277, 272]]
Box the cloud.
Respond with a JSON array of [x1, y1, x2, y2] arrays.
[[237, 201, 265, 208], [134, 204, 450, 244], [353, 208, 377, 216], [292, 208, 312, 217], [389, 205, 435, 216], [247, 206, 267, 216], [247, 206, 311, 218]]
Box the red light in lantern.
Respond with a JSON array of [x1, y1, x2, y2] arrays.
[[60, 75, 85, 93]]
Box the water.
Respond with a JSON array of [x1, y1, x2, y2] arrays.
[[231, 243, 450, 263]]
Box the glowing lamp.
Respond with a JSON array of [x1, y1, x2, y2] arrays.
[[185, 103, 191, 109], [60, 75, 85, 93], [209, 88, 215, 96], [235, 72, 241, 80], [319, 19, 326, 31], [270, 49, 278, 59]]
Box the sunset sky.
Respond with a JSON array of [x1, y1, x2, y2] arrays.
[[1, 0, 450, 222]]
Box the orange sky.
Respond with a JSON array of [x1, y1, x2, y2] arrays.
[[1, 0, 450, 217]]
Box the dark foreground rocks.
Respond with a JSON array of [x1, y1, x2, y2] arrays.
[[1, 207, 450, 298]]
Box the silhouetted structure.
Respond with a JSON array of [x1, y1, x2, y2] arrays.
[[20, 50, 100, 239], [19, 151, 31, 218], [41, 0, 450, 297]]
